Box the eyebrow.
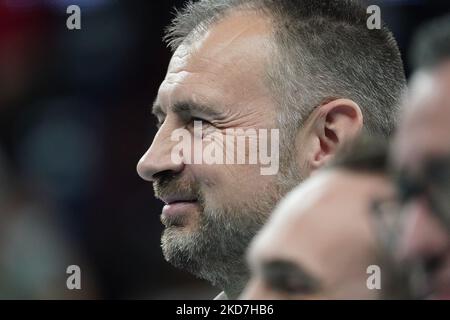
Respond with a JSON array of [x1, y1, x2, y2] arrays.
[[261, 259, 321, 295], [152, 100, 224, 120]]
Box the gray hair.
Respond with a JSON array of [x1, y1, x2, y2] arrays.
[[164, 0, 406, 149]]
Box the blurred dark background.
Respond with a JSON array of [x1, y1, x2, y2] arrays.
[[0, 0, 449, 299]]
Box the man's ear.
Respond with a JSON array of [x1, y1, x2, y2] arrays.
[[300, 98, 363, 173]]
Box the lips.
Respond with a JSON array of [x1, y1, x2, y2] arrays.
[[158, 194, 199, 226], [159, 195, 198, 205]]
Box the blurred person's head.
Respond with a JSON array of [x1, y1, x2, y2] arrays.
[[390, 15, 450, 299], [242, 137, 394, 299], [137, 0, 406, 298]]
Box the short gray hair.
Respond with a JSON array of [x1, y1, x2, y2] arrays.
[[164, 0, 406, 142]]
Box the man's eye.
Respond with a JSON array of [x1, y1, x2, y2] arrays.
[[190, 117, 212, 128], [189, 118, 216, 139], [191, 117, 207, 123]]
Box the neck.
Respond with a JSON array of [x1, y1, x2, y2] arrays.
[[221, 271, 249, 300]]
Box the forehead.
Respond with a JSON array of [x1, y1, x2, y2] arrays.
[[157, 9, 274, 111], [250, 170, 388, 274]]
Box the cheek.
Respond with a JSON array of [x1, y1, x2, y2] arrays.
[[191, 164, 276, 203]]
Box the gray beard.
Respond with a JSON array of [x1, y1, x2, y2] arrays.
[[161, 169, 303, 297], [159, 136, 304, 297], [161, 185, 277, 297]]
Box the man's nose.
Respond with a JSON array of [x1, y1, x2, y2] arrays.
[[399, 197, 450, 261], [136, 126, 184, 181]]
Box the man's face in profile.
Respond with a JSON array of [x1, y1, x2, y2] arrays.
[[242, 169, 394, 299], [391, 62, 450, 299], [136, 11, 300, 290]]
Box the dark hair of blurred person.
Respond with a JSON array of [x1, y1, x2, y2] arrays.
[[136, 0, 406, 299]]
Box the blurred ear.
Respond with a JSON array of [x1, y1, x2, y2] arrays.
[[299, 99, 363, 173]]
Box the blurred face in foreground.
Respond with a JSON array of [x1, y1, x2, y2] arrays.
[[391, 62, 450, 299], [242, 169, 395, 299]]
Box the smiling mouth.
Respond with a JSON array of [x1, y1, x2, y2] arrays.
[[160, 196, 200, 227], [159, 195, 198, 205]]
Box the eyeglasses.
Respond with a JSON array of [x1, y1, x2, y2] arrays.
[[371, 156, 450, 242], [369, 155, 450, 299]]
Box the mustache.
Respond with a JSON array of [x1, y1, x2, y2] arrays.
[[153, 171, 204, 206]]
